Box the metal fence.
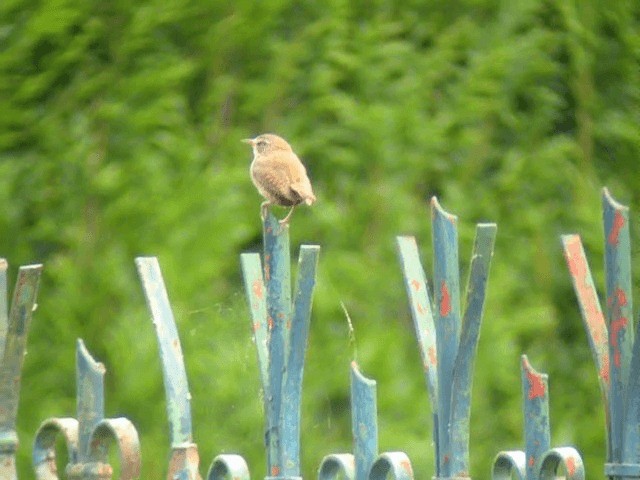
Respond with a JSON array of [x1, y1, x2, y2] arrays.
[[0, 188, 635, 479]]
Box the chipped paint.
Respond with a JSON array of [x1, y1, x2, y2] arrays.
[[253, 279, 264, 300], [411, 279, 421, 291], [607, 210, 625, 245], [440, 281, 451, 317], [566, 455, 576, 476], [526, 368, 546, 400], [610, 316, 628, 368]]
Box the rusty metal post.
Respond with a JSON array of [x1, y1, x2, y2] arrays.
[[397, 197, 496, 479], [0, 261, 42, 480], [33, 340, 141, 480], [563, 187, 640, 479], [241, 213, 319, 480]]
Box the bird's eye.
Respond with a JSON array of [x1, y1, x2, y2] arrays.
[[257, 140, 268, 148]]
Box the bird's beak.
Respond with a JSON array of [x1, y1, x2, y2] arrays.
[[241, 138, 255, 146]]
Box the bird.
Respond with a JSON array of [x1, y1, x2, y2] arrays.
[[242, 133, 316, 225]]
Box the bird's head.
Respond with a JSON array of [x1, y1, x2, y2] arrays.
[[242, 134, 292, 155]]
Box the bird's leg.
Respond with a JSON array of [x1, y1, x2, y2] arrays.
[[279, 206, 296, 225], [260, 201, 271, 221]]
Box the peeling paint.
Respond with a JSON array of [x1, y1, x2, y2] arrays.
[[526, 369, 546, 400], [440, 281, 451, 317], [253, 280, 264, 300], [607, 210, 625, 245]]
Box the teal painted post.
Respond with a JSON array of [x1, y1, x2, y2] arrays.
[[492, 357, 584, 480], [33, 340, 141, 479], [562, 188, 640, 479], [397, 197, 496, 479], [0, 262, 42, 480], [241, 213, 319, 479], [521, 356, 550, 480], [76, 339, 105, 464], [351, 363, 378, 480], [317, 362, 378, 480], [136, 257, 202, 480]]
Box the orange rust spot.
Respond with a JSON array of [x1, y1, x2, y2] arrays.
[[440, 281, 451, 317], [428, 346, 437, 366], [566, 456, 576, 476], [252, 280, 263, 299], [271, 466, 280, 476], [253, 322, 260, 332], [528, 456, 535, 467], [411, 279, 421, 291], [526, 369, 546, 400], [608, 211, 625, 245], [267, 316, 274, 330], [416, 301, 424, 315], [400, 459, 413, 475]]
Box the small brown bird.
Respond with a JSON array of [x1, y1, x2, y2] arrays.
[[242, 133, 316, 225]]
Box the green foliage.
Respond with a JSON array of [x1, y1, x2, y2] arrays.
[[1, 0, 639, 478]]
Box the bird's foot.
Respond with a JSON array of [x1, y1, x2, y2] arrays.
[[279, 206, 296, 225]]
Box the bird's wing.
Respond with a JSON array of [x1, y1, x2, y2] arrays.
[[264, 152, 316, 204]]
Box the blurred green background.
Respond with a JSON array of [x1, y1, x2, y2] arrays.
[[1, 0, 639, 478]]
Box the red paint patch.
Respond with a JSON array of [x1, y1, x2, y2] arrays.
[[440, 282, 451, 317], [566, 456, 576, 476], [271, 466, 280, 476], [608, 211, 625, 245], [526, 369, 546, 400], [252, 280, 263, 299], [528, 456, 535, 467], [411, 279, 421, 291]]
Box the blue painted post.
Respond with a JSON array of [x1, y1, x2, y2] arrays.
[[33, 340, 141, 479], [397, 197, 496, 479], [318, 361, 378, 480], [136, 256, 250, 480], [492, 356, 584, 480], [241, 213, 319, 480], [562, 188, 640, 479], [136, 257, 201, 480], [0, 261, 42, 480]]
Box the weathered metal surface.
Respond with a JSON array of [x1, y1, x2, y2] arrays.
[[207, 454, 251, 480], [563, 188, 640, 478], [317, 361, 378, 480], [241, 212, 319, 478], [538, 447, 584, 480], [0, 262, 42, 480], [368, 452, 414, 480], [449, 223, 496, 475], [602, 188, 633, 467], [397, 198, 496, 479], [521, 356, 550, 480], [136, 256, 202, 480], [33, 340, 141, 479], [431, 198, 461, 476], [492, 356, 584, 480]]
